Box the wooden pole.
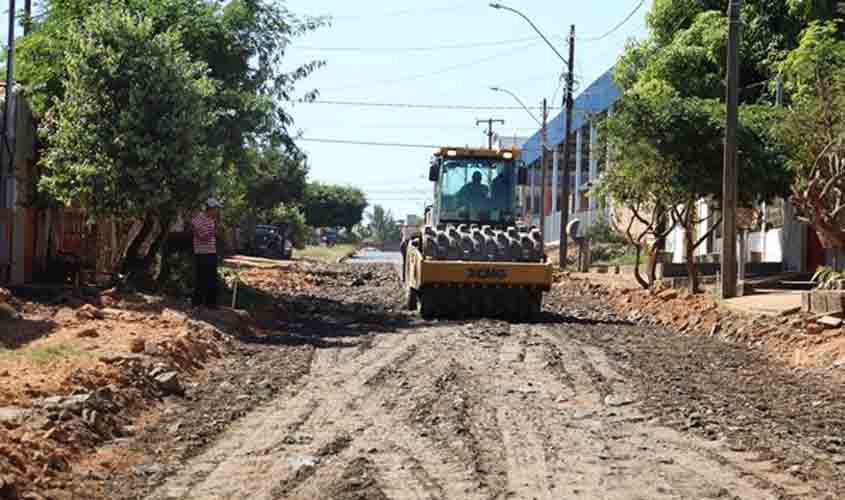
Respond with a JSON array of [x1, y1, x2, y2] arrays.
[[721, 0, 741, 298], [558, 25, 575, 268]]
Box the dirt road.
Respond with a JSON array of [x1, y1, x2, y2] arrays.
[[108, 263, 843, 500]]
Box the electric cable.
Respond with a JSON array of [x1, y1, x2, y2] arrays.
[[318, 40, 540, 93], [289, 36, 541, 52], [580, 0, 647, 42], [300, 100, 547, 111], [299, 137, 547, 151]]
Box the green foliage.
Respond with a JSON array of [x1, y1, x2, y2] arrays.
[[584, 217, 626, 245], [270, 203, 309, 249], [303, 183, 368, 230], [634, 0, 804, 103], [218, 146, 309, 227], [18, 0, 327, 160], [780, 21, 845, 101], [366, 205, 401, 243], [776, 21, 845, 249], [787, 0, 845, 23], [811, 265, 845, 288], [38, 7, 217, 219]]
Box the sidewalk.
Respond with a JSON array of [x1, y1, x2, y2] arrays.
[[572, 271, 805, 318], [722, 290, 803, 317]]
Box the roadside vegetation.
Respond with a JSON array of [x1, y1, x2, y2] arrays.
[[598, 0, 845, 292], [296, 244, 360, 263]]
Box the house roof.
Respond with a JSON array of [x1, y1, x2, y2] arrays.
[[520, 67, 620, 165]]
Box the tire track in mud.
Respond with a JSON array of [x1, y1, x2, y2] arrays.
[[407, 358, 509, 498], [147, 331, 424, 500], [269, 434, 354, 498]]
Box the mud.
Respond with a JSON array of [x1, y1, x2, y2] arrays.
[[83, 262, 845, 499]]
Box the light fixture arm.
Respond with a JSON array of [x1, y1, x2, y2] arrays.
[[490, 2, 568, 65]]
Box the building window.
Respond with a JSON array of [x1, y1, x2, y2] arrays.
[[765, 199, 785, 229]]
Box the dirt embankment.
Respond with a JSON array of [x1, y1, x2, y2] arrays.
[[554, 274, 845, 372]]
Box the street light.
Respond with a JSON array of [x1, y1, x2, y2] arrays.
[[489, 86, 543, 128], [489, 86, 550, 235], [491, 1, 575, 269], [489, 3, 568, 65]]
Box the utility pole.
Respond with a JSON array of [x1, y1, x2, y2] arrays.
[[24, 0, 31, 34], [721, 0, 741, 298], [540, 98, 548, 237], [477, 118, 505, 149], [1, 0, 17, 211], [558, 25, 575, 269]]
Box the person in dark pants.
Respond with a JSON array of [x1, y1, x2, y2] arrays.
[[191, 198, 221, 308]]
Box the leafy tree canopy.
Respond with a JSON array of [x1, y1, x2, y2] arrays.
[[303, 183, 368, 230], [629, 0, 804, 102], [38, 6, 217, 219], [366, 205, 401, 243], [18, 0, 327, 162]]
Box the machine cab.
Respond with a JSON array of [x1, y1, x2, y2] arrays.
[[429, 147, 526, 227]]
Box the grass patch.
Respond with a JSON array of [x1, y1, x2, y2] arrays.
[[296, 244, 358, 263], [218, 266, 278, 311], [0, 344, 83, 366]]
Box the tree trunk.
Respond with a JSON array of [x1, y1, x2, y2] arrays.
[[632, 244, 649, 289], [647, 240, 660, 286], [142, 216, 170, 272], [683, 212, 699, 294], [121, 215, 155, 275], [154, 216, 175, 287]]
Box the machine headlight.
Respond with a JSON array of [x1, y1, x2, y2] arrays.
[[503, 152, 513, 159]]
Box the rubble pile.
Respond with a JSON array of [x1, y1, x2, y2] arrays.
[[0, 292, 235, 499], [550, 275, 845, 369]]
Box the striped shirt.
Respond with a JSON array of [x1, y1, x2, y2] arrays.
[[191, 213, 217, 255]]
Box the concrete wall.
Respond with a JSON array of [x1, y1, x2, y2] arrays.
[[656, 261, 784, 279]]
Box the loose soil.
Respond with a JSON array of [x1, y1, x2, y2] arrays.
[[4, 260, 845, 499]]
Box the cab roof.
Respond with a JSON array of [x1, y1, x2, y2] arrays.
[[433, 147, 520, 159]]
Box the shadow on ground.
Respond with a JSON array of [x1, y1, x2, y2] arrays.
[[0, 318, 60, 349]]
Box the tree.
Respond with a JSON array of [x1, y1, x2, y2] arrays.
[[18, 0, 327, 159], [777, 22, 845, 260], [600, 94, 790, 292], [302, 183, 368, 231], [216, 146, 309, 249], [606, 0, 797, 292], [598, 116, 677, 289], [18, 0, 326, 282], [38, 6, 217, 275], [270, 203, 309, 249], [643, 0, 804, 102], [366, 205, 401, 243]]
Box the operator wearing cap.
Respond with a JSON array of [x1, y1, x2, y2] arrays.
[[191, 198, 221, 308]]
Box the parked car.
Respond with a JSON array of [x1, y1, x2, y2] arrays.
[[254, 224, 292, 260]]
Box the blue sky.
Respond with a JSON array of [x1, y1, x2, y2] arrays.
[[283, 0, 654, 222], [1, 0, 653, 222]]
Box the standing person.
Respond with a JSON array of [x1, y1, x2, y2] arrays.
[[191, 198, 221, 308]]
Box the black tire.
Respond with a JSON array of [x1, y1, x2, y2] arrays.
[[405, 286, 418, 311], [418, 290, 437, 319]]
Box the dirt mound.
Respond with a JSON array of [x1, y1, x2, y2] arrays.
[[0, 292, 236, 498]]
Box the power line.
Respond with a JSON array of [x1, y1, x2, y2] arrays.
[[318, 40, 540, 93], [300, 138, 442, 149], [326, 1, 477, 22], [289, 36, 541, 53], [302, 123, 540, 131], [299, 137, 545, 152], [301, 100, 547, 111], [580, 0, 647, 42]]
